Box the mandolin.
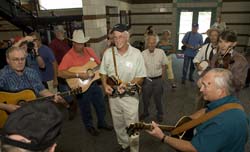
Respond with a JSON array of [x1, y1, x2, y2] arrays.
[[107, 76, 141, 97]]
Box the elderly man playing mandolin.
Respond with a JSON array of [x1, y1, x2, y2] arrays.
[[100, 24, 146, 152]]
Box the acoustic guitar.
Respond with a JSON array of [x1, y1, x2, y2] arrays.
[[66, 60, 100, 92], [0, 87, 82, 128], [126, 116, 193, 141]]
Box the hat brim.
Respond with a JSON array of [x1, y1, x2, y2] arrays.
[[69, 37, 90, 44]]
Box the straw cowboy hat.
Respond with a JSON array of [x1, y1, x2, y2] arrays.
[[70, 29, 90, 44]]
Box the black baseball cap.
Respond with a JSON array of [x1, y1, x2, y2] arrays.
[[111, 24, 128, 32], [192, 23, 199, 27], [0, 100, 63, 151]]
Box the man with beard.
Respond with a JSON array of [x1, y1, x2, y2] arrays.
[[58, 30, 112, 136]]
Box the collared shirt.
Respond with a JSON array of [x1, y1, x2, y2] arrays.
[[191, 96, 248, 152], [58, 47, 100, 70], [0, 65, 45, 96], [49, 38, 70, 64], [182, 31, 203, 57], [100, 45, 146, 83], [193, 43, 217, 63], [142, 48, 167, 77]]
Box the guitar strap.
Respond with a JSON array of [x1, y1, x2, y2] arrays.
[[111, 47, 120, 80], [170, 103, 244, 136]]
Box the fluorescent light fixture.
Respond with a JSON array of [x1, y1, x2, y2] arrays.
[[39, 0, 82, 10]]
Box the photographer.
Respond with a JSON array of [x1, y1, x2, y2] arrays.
[[30, 32, 58, 94], [13, 36, 45, 80]]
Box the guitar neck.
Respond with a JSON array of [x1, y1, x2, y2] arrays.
[[143, 124, 176, 132], [30, 91, 73, 102], [92, 65, 100, 72]]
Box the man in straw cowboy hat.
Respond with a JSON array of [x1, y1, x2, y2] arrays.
[[58, 29, 112, 136], [193, 28, 220, 76]]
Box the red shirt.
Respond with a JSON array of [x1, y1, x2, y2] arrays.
[[58, 47, 100, 70], [49, 38, 70, 64]]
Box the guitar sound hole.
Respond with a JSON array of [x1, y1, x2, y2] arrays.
[[17, 100, 27, 106]]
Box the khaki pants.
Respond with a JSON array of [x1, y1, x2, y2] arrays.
[[166, 55, 174, 80], [109, 96, 139, 152]]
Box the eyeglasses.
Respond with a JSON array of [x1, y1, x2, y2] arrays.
[[10, 57, 26, 62]]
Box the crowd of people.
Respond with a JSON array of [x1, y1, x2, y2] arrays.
[[0, 16, 249, 152]]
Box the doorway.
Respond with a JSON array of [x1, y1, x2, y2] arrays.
[[177, 8, 215, 50]]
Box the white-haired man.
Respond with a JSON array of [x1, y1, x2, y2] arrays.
[[147, 68, 248, 152], [140, 34, 167, 122], [100, 24, 146, 152]]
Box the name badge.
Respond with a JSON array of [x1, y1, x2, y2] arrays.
[[90, 57, 95, 61]]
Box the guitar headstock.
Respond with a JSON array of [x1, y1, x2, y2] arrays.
[[70, 87, 82, 95], [126, 122, 151, 136]]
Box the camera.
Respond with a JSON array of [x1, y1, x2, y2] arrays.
[[26, 41, 35, 54]]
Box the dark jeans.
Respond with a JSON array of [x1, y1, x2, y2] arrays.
[[57, 81, 73, 104], [77, 82, 106, 128], [142, 77, 163, 117], [182, 55, 195, 80]]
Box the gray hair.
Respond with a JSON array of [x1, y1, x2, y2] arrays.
[[5, 46, 26, 58], [145, 34, 159, 45], [208, 68, 234, 95]]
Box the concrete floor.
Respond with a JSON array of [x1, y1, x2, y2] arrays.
[[55, 54, 250, 152]]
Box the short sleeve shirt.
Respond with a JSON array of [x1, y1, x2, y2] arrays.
[[142, 48, 167, 77], [59, 47, 100, 70], [100, 45, 146, 83], [191, 96, 248, 152], [182, 32, 203, 57]]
